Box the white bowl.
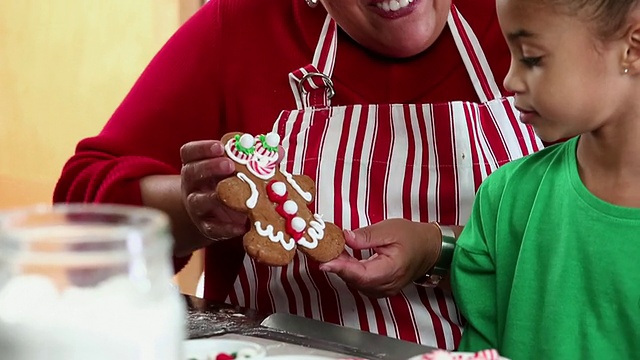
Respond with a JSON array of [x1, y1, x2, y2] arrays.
[[183, 338, 267, 359]]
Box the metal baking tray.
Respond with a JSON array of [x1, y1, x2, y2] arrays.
[[185, 296, 435, 359], [260, 313, 434, 359]]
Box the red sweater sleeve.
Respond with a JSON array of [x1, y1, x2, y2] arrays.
[[53, 2, 228, 273]]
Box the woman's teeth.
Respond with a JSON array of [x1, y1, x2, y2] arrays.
[[376, 0, 413, 11]]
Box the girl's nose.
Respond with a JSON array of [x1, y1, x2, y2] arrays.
[[503, 61, 525, 94]]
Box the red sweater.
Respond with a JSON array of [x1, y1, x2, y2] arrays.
[[54, 0, 509, 299]]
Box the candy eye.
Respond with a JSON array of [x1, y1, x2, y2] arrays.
[[260, 132, 280, 152], [235, 133, 256, 154], [265, 132, 280, 148]]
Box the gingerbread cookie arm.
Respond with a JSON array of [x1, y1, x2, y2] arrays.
[[216, 174, 259, 212], [221, 132, 242, 145], [280, 170, 315, 203], [292, 174, 315, 193]]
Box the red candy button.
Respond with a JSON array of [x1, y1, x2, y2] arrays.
[[215, 353, 235, 360]]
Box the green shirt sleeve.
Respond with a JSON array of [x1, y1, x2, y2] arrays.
[[451, 173, 503, 351]]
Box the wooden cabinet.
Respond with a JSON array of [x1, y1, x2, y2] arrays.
[[0, 0, 205, 295], [0, 0, 203, 209]]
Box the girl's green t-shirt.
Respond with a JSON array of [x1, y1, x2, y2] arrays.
[[452, 136, 640, 360]]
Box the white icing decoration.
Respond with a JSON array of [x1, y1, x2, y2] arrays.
[[271, 181, 287, 197], [291, 217, 306, 232], [283, 200, 298, 215], [236, 172, 258, 209], [247, 157, 276, 180], [239, 133, 255, 149], [280, 169, 313, 202], [298, 214, 325, 249], [224, 138, 249, 165], [255, 221, 295, 251], [265, 132, 280, 148]]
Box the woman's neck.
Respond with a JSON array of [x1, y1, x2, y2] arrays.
[[577, 118, 640, 207]]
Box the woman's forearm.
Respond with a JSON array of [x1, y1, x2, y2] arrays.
[[139, 175, 209, 257]]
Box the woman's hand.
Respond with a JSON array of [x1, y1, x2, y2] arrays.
[[319, 219, 442, 298], [180, 140, 249, 242]]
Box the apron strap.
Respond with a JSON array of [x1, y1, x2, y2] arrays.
[[289, 15, 337, 109], [289, 64, 335, 109], [289, 5, 502, 108], [447, 5, 503, 102]]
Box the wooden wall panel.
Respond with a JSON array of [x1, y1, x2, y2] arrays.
[[0, 0, 205, 296], [0, 1, 180, 208]]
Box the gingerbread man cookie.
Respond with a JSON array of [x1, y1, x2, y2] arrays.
[[216, 132, 345, 266]]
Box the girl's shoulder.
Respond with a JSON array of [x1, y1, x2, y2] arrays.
[[480, 138, 575, 196]]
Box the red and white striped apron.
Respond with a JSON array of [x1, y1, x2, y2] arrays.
[[227, 5, 542, 349]]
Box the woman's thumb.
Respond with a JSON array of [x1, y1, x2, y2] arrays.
[[344, 227, 376, 250]]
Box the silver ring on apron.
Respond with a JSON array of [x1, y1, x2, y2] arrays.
[[297, 72, 335, 100]]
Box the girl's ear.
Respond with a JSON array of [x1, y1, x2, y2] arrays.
[[622, 10, 640, 75]]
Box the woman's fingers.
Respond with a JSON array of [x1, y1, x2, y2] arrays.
[[320, 219, 442, 297], [346, 223, 400, 250], [185, 191, 248, 239], [181, 157, 236, 192], [180, 140, 225, 163], [322, 252, 402, 297]]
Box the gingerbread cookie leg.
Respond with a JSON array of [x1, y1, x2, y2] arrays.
[[279, 172, 345, 263], [244, 213, 296, 266], [296, 220, 345, 263], [218, 175, 296, 265]]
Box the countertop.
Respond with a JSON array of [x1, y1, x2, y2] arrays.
[[184, 295, 435, 360]]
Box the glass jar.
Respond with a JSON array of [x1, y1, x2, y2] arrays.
[[0, 204, 185, 360]]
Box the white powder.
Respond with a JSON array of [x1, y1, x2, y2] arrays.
[[0, 274, 185, 360]]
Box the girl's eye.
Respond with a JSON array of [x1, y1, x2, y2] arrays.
[[520, 56, 542, 67]]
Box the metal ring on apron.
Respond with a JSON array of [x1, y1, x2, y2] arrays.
[[297, 72, 335, 99]]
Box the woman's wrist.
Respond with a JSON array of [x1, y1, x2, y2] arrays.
[[140, 174, 211, 257], [413, 223, 461, 288], [431, 223, 457, 269]]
